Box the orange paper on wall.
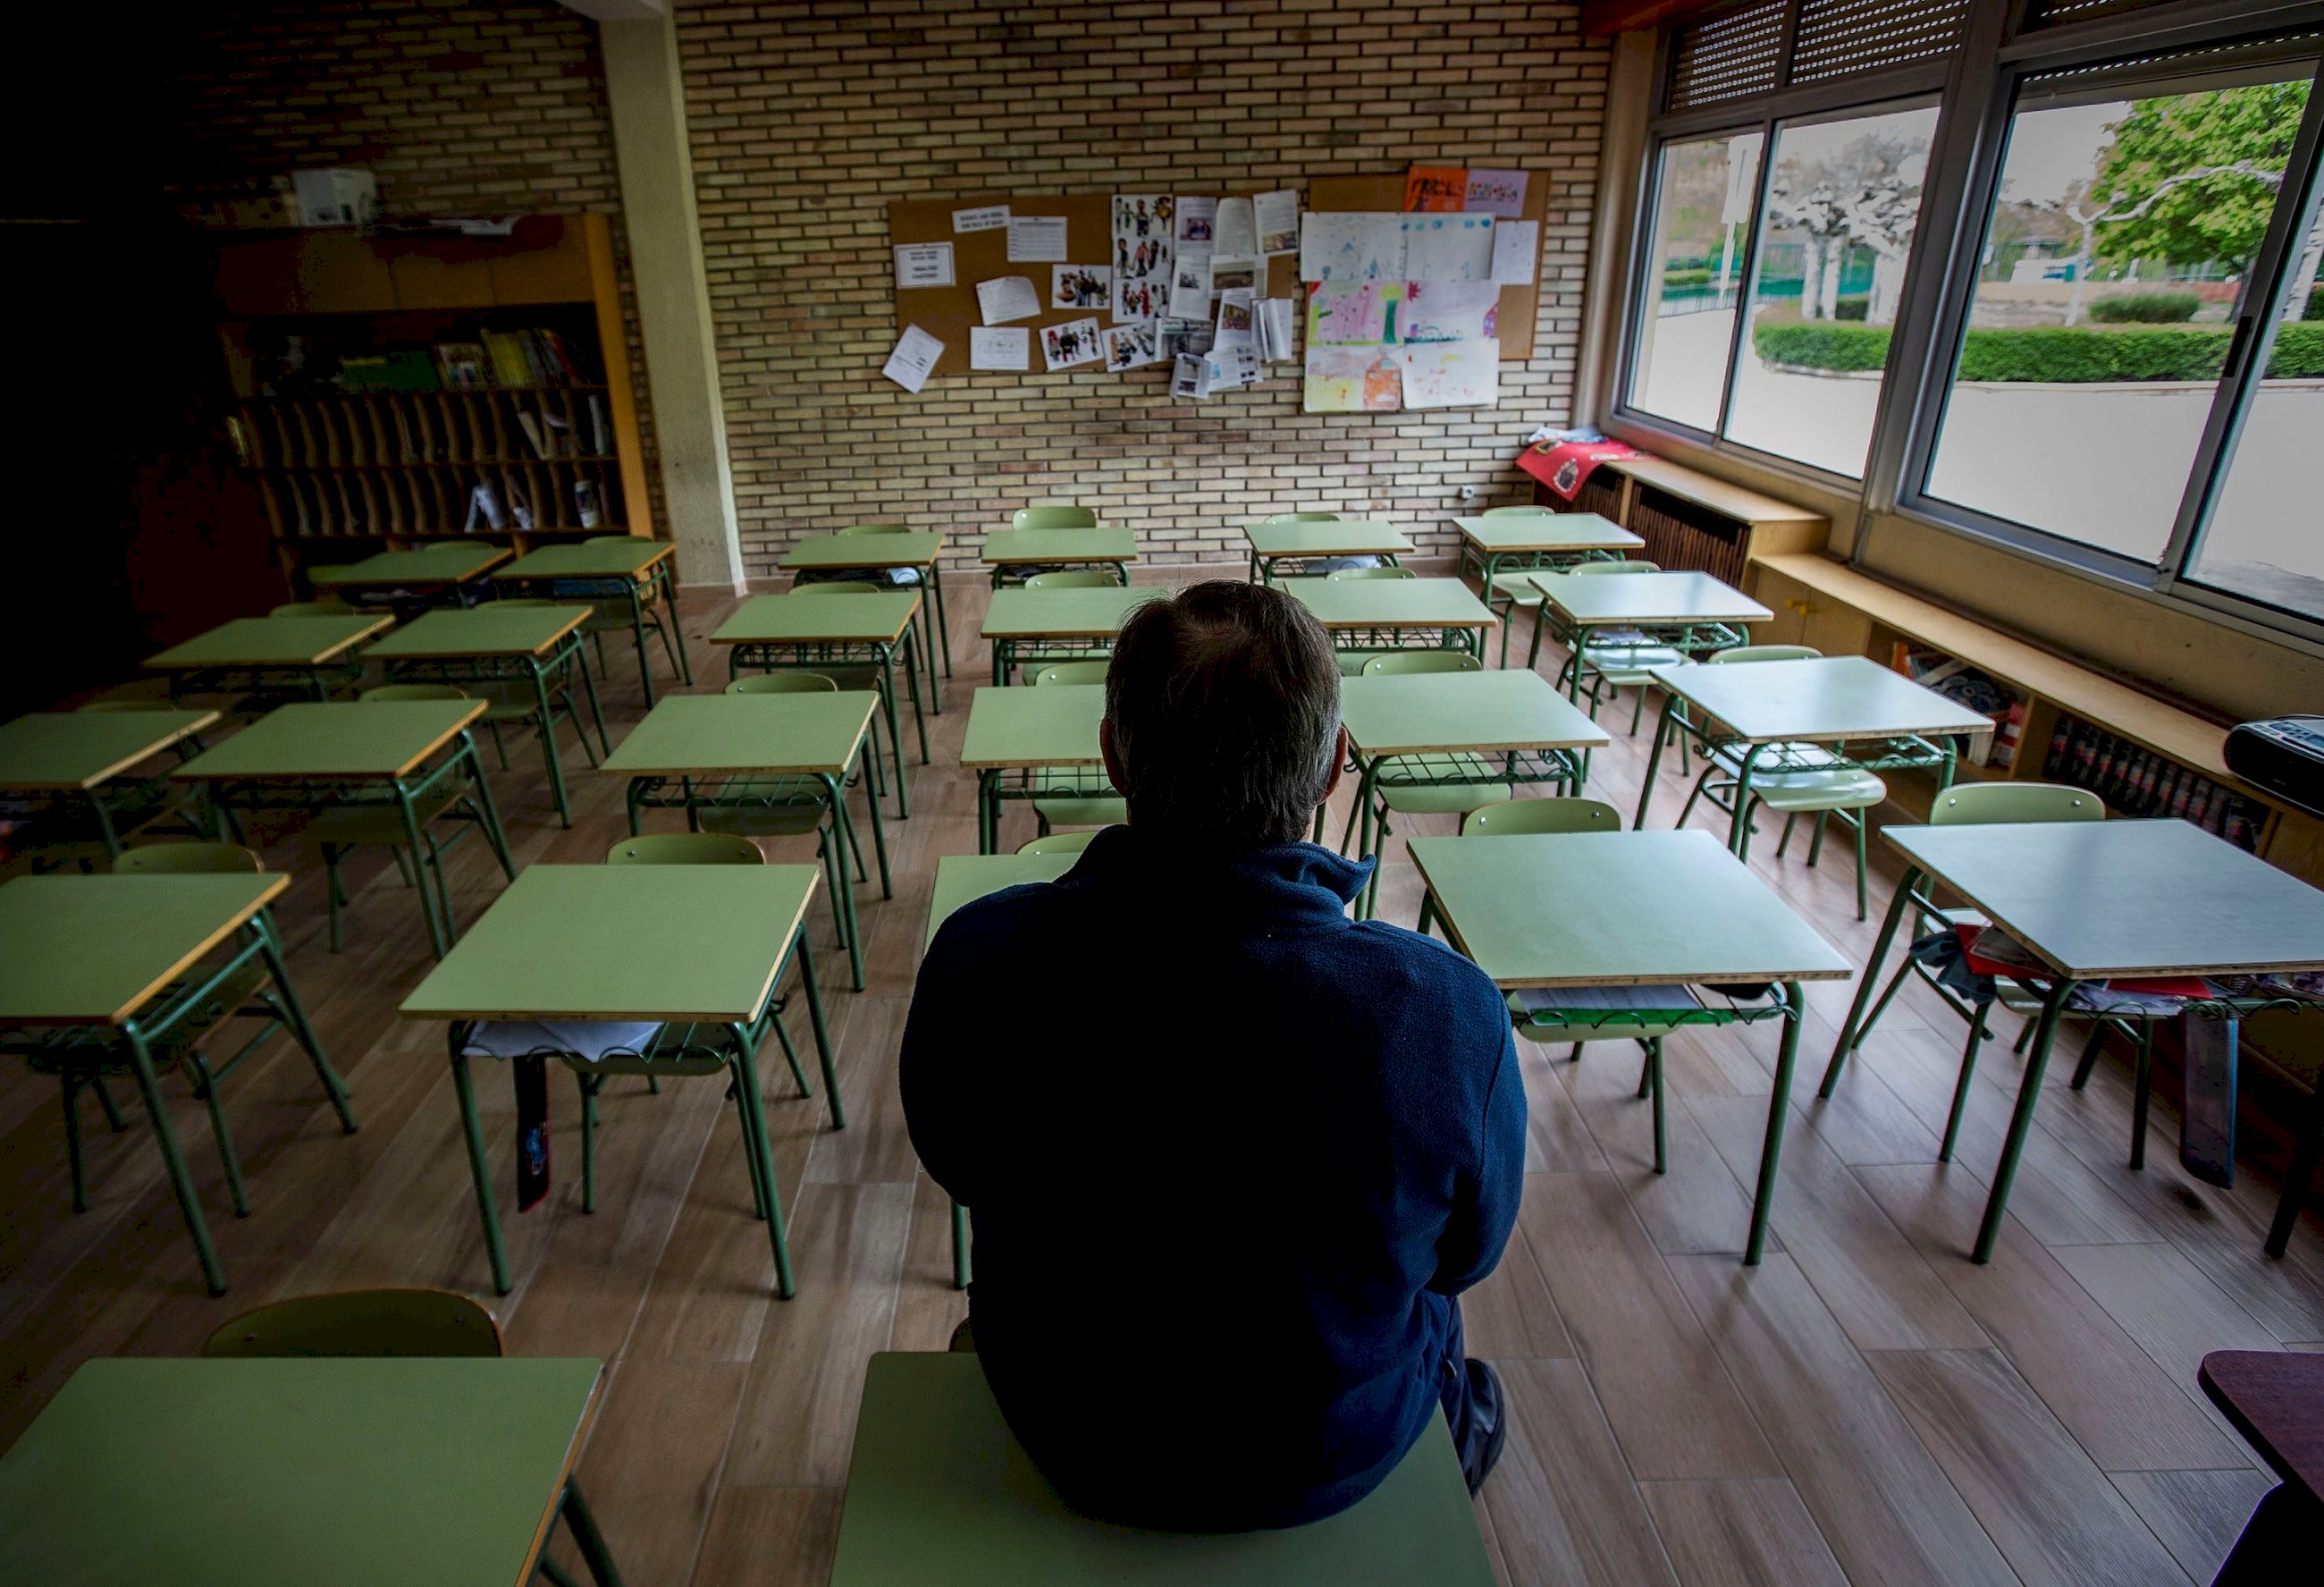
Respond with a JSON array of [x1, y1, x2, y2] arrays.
[[1403, 166, 1467, 213]]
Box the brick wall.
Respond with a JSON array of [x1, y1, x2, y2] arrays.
[[677, 0, 1610, 576]]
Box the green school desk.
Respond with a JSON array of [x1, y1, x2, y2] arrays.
[[0, 1356, 609, 1587], [495, 538, 690, 705], [960, 685, 1108, 855], [1410, 829, 1850, 1263], [143, 613, 392, 704], [781, 530, 952, 681], [0, 873, 345, 1295], [0, 708, 219, 860], [1452, 513, 1646, 665], [1280, 578, 1497, 664], [1242, 519, 1412, 585], [1822, 819, 2324, 1263], [981, 526, 1139, 588], [173, 700, 513, 960], [400, 862, 838, 1297], [307, 540, 511, 597], [602, 691, 889, 989], [981, 586, 1165, 686], [925, 852, 1079, 949], [828, 1353, 1495, 1587], [362, 604, 607, 828], [1636, 655, 1996, 849], [1526, 570, 1772, 681], [1335, 671, 1611, 918], [710, 591, 928, 813]]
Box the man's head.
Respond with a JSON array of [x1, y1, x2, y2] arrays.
[[1100, 580, 1345, 848]]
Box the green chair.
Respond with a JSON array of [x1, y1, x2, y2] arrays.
[[1413, 797, 1621, 936], [75, 696, 181, 713], [200, 1287, 622, 1587], [794, 579, 889, 596], [1327, 565, 1415, 580], [1546, 561, 1681, 720], [1022, 570, 1117, 591], [544, 549, 686, 697], [727, 671, 839, 694], [364, 675, 600, 816], [1671, 645, 1885, 919], [1337, 650, 1502, 847], [840, 522, 912, 534], [1828, 781, 2113, 1163], [1016, 829, 1099, 856], [1255, 511, 1344, 579], [1029, 662, 1124, 834], [268, 598, 355, 618], [1011, 505, 1096, 529], [584, 535, 636, 545], [1472, 504, 1568, 667], [1261, 511, 1340, 521], [605, 832, 766, 865], [1327, 565, 1421, 675]]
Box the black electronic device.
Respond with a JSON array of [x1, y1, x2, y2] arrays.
[[2225, 716, 2324, 818]]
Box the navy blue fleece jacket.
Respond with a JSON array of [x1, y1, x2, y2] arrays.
[[900, 825, 1525, 1530]]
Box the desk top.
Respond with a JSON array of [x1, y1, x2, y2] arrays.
[[711, 591, 922, 646], [361, 604, 591, 661], [144, 614, 392, 671], [981, 586, 1164, 639], [926, 853, 1079, 948], [981, 527, 1138, 564], [1529, 570, 1772, 627], [1341, 671, 1610, 756], [498, 539, 673, 581], [1452, 512, 1645, 554], [2200, 1350, 2324, 1498], [173, 700, 484, 782], [1281, 578, 1497, 630], [1651, 655, 1996, 745], [828, 1353, 1495, 1587], [0, 710, 219, 791], [782, 532, 947, 570], [959, 685, 1107, 770], [1884, 819, 2324, 981], [0, 1356, 600, 1587], [601, 692, 878, 778], [401, 864, 819, 1022], [0, 873, 290, 1026], [1409, 830, 1851, 988], [308, 543, 510, 587], [1244, 520, 1415, 558]]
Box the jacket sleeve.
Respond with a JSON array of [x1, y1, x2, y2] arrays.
[[1431, 1017, 1526, 1296], [898, 922, 981, 1208]]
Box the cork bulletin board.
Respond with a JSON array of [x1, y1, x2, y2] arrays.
[[1305, 171, 1551, 360]]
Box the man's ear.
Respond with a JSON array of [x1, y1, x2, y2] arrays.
[[1100, 718, 1125, 800], [1319, 723, 1348, 806]]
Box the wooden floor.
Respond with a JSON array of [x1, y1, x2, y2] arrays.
[[5, 569, 2320, 1587]]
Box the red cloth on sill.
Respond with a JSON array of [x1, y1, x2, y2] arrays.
[[1519, 438, 1643, 502]]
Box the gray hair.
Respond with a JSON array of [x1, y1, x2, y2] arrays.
[[1104, 580, 1342, 847]]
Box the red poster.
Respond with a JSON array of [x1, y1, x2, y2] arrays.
[[1403, 166, 1468, 213]]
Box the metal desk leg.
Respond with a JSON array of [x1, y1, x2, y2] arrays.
[[878, 649, 912, 819], [978, 770, 999, 854], [928, 561, 953, 680], [1745, 983, 1807, 1266], [463, 736, 518, 882], [1728, 744, 1768, 857], [659, 566, 693, 686], [795, 934, 843, 1127], [397, 787, 452, 960], [447, 1036, 511, 1295], [1820, 866, 1919, 1097], [532, 663, 574, 828], [727, 1019, 797, 1300], [1973, 977, 2077, 1263], [1633, 694, 1678, 828], [123, 1017, 228, 1295], [254, 910, 358, 1133]]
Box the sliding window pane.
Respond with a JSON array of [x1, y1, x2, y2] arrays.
[[1629, 131, 1763, 432], [1723, 105, 1940, 477], [1924, 72, 2311, 564]]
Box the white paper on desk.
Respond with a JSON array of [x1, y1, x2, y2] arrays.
[[1463, 169, 1528, 218], [881, 325, 944, 392], [1489, 219, 1540, 285], [463, 1020, 663, 1063], [1301, 212, 1403, 283], [1006, 215, 1069, 262], [1256, 189, 1300, 255], [893, 241, 955, 289], [969, 325, 1028, 370], [1167, 254, 1213, 319], [1403, 214, 1495, 282], [1214, 196, 1259, 255], [975, 274, 1042, 325], [1397, 339, 1498, 409], [953, 204, 1009, 232]]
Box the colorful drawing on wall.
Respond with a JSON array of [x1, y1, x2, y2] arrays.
[[1401, 281, 1498, 344], [1307, 282, 1402, 347], [1298, 212, 1404, 283], [1111, 194, 1175, 324], [1397, 340, 1498, 409], [1403, 166, 1468, 213], [1463, 169, 1528, 217], [1041, 317, 1103, 371], [1303, 346, 1402, 413], [1402, 214, 1495, 283]]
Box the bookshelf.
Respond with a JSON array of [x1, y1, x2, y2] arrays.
[[210, 215, 653, 584]]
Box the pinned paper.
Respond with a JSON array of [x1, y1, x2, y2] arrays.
[[1112, 193, 1174, 323], [1256, 298, 1297, 363], [1050, 266, 1111, 311], [1403, 214, 1495, 283], [1167, 254, 1213, 320], [1158, 317, 1214, 361], [1403, 281, 1500, 343], [1309, 282, 1402, 347], [881, 325, 944, 393], [1489, 220, 1540, 285], [976, 275, 1042, 325], [1214, 196, 1259, 256], [1006, 215, 1069, 262], [1104, 323, 1163, 372], [954, 204, 1009, 232], [1304, 347, 1401, 413], [1256, 190, 1300, 255], [1404, 166, 1468, 213], [1301, 213, 1404, 283], [1213, 289, 1255, 353], [1464, 169, 1528, 218], [893, 242, 956, 289], [970, 326, 1029, 370], [1176, 197, 1218, 248], [1208, 254, 1261, 296], [1398, 340, 1499, 409], [1171, 353, 1210, 401], [1041, 317, 1103, 370]]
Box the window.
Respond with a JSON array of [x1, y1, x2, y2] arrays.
[[1922, 67, 2313, 567], [1629, 132, 1763, 433]]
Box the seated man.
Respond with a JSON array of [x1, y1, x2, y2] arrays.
[[902, 580, 1524, 1531]]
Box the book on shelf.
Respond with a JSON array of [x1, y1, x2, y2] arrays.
[[465, 481, 506, 533], [587, 394, 611, 455], [516, 412, 548, 459], [543, 409, 574, 456], [574, 478, 602, 529], [436, 342, 489, 391], [483, 332, 536, 390], [340, 350, 442, 393]]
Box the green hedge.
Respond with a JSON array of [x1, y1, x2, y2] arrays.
[[2087, 291, 2201, 324], [1663, 267, 1713, 288], [2304, 290, 2324, 321], [1752, 320, 2324, 380]]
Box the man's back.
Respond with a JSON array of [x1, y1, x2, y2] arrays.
[[902, 826, 1523, 1531]]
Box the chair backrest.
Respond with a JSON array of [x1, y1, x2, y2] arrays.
[[1708, 645, 1822, 665], [727, 672, 838, 695], [1031, 661, 1111, 686], [1930, 781, 2105, 826], [1327, 566, 1416, 580], [584, 535, 637, 545], [1259, 511, 1339, 523], [268, 599, 354, 618], [1012, 505, 1097, 530], [793, 580, 888, 596], [493, 596, 562, 608], [1462, 797, 1625, 836], [1568, 560, 1661, 576], [838, 522, 911, 536], [113, 840, 263, 874], [1023, 570, 1116, 590], [605, 832, 767, 865], [359, 683, 471, 704], [77, 697, 179, 713], [1480, 505, 1558, 516], [1015, 830, 1099, 856], [202, 1287, 503, 1358], [1360, 652, 1481, 676]]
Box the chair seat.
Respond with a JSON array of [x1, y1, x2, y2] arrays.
[[1743, 767, 1888, 812], [307, 780, 473, 848], [698, 775, 830, 837], [1488, 572, 1545, 604], [1376, 753, 1513, 815], [1031, 772, 1124, 827]]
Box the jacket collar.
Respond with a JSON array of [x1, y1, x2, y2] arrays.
[[1064, 823, 1371, 933]]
